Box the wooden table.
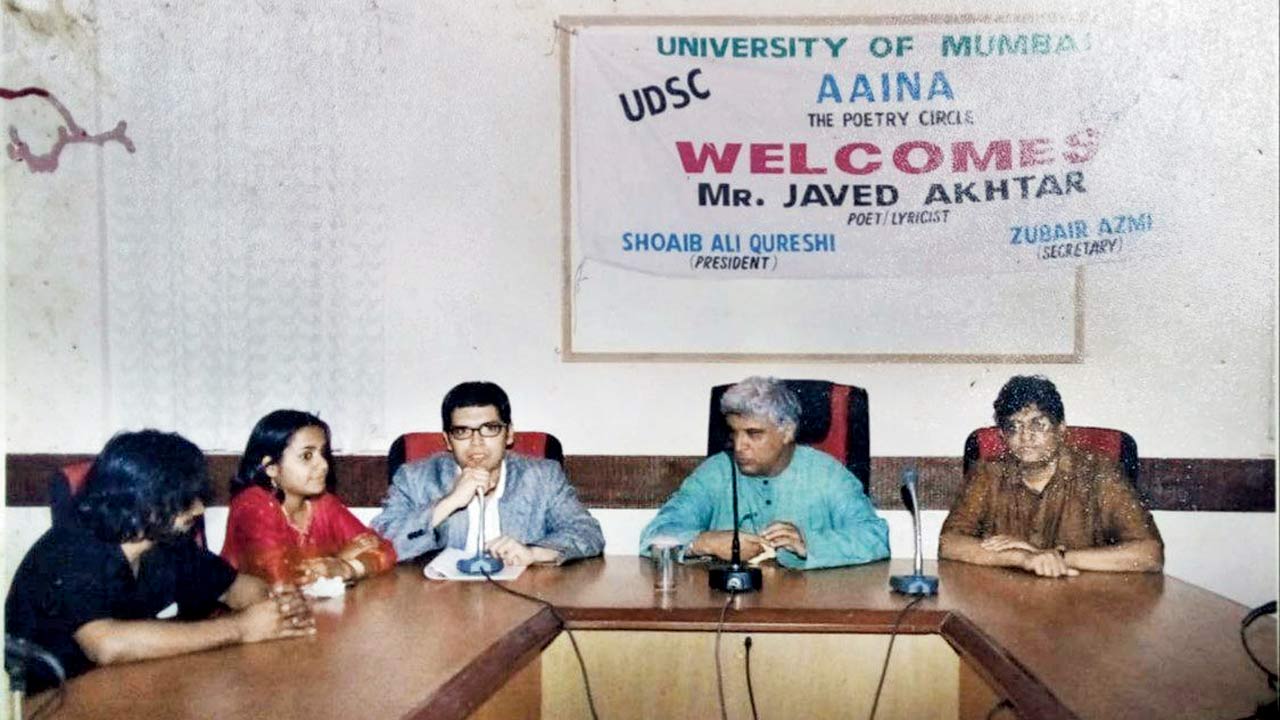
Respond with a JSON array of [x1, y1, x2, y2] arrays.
[[32, 558, 1276, 720]]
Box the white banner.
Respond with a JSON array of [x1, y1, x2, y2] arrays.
[[569, 21, 1170, 278]]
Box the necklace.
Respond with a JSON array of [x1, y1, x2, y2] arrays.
[[281, 498, 312, 534]]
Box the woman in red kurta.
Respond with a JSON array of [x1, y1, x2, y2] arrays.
[[222, 410, 395, 586]]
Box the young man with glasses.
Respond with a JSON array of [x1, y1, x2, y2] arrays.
[[371, 382, 604, 565], [938, 375, 1163, 577]]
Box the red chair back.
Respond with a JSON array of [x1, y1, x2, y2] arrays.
[[707, 380, 870, 492], [963, 426, 1139, 481], [49, 460, 94, 526], [62, 460, 93, 494], [387, 431, 565, 482]]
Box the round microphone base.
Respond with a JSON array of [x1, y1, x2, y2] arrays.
[[709, 564, 763, 593], [890, 573, 939, 596], [457, 553, 505, 576]]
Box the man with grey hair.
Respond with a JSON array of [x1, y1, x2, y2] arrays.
[[639, 376, 889, 569]]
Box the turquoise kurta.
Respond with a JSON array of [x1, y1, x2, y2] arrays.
[[638, 446, 890, 569]]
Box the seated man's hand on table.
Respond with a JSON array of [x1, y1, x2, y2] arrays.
[[486, 535, 561, 566], [1020, 548, 1079, 577], [690, 530, 768, 561], [981, 535, 1079, 577], [761, 521, 807, 558], [236, 586, 316, 643]]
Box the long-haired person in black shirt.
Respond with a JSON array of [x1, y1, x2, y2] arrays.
[[5, 430, 315, 692]]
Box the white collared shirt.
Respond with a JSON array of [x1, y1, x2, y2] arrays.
[[462, 460, 506, 556]]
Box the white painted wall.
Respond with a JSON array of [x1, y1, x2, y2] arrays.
[[3, 2, 1276, 606]]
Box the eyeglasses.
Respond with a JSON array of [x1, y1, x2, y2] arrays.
[[1000, 417, 1056, 437], [447, 422, 507, 440]]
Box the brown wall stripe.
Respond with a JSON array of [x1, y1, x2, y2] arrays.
[[5, 453, 1274, 512]]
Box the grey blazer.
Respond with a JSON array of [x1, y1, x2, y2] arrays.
[[370, 451, 604, 564]]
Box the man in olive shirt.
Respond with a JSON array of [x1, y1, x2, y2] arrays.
[[939, 375, 1163, 577]]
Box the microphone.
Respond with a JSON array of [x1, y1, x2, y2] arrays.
[[890, 468, 939, 596], [709, 449, 762, 593], [457, 482, 504, 575]]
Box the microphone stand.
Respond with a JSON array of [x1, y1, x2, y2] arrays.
[[457, 483, 504, 575], [890, 468, 938, 595], [709, 450, 762, 593]]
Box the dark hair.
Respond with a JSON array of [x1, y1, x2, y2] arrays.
[[75, 430, 213, 543], [230, 410, 337, 499], [993, 375, 1066, 427], [441, 382, 512, 429]]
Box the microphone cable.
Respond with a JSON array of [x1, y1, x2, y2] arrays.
[[1241, 600, 1278, 691], [867, 594, 926, 720], [481, 572, 600, 720], [715, 592, 736, 720], [744, 636, 760, 720]]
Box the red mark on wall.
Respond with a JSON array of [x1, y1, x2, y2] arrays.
[[2, 86, 135, 173]]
